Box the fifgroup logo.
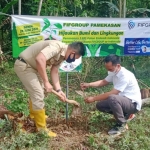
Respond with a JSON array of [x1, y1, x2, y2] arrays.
[[128, 20, 135, 29]]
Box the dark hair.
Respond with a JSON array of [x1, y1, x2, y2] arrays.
[[68, 41, 86, 56], [104, 54, 121, 65]]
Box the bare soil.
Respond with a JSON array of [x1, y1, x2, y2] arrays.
[[0, 105, 115, 150]]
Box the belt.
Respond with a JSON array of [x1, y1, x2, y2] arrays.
[[17, 57, 27, 64]]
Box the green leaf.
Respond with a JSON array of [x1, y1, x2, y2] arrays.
[[45, 30, 51, 33], [116, 49, 121, 56], [83, 0, 86, 5], [80, 4, 82, 10], [91, 0, 94, 4], [49, 35, 52, 40], [54, 23, 62, 29], [0, 0, 18, 21], [1, 0, 18, 13], [108, 45, 114, 50], [52, 30, 56, 34], [43, 18, 51, 26], [132, 8, 150, 13], [42, 18, 51, 31], [99, 1, 119, 12]]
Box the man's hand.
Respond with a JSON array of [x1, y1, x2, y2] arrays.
[[80, 82, 90, 90], [58, 90, 66, 102], [84, 96, 95, 103], [44, 81, 53, 93]]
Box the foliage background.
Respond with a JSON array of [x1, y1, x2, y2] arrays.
[[1, 0, 150, 87]]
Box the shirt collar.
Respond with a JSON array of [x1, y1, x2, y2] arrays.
[[60, 45, 68, 57], [116, 67, 124, 78], [54, 44, 68, 61]]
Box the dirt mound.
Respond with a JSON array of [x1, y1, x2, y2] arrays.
[[0, 105, 110, 149], [47, 117, 90, 149]]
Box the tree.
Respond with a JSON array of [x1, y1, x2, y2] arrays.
[[37, 0, 43, 16]]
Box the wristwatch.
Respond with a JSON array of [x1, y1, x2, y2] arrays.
[[56, 89, 61, 93]]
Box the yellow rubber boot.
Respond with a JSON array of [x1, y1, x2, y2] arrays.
[[33, 109, 57, 137], [29, 100, 48, 119]]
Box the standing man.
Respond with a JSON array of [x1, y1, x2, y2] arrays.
[[14, 40, 85, 137], [80, 54, 142, 135]]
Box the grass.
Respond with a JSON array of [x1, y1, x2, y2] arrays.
[[0, 59, 150, 150]]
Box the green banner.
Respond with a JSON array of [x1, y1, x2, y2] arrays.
[[12, 15, 150, 58]]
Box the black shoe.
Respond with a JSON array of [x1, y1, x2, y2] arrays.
[[108, 123, 127, 135]]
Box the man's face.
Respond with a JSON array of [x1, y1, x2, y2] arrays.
[[69, 51, 80, 60], [105, 62, 120, 72], [65, 48, 81, 63]]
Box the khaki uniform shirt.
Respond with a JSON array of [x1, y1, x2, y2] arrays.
[[19, 40, 68, 70]]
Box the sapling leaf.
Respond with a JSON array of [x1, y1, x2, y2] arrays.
[[42, 18, 51, 31], [54, 23, 62, 29]]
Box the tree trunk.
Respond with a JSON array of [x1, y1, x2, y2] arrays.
[[18, 0, 21, 15], [12, 5, 14, 14], [37, 0, 43, 16], [74, 0, 77, 17], [119, 0, 122, 18], [110, 0, 112, 17], [62, 0, 64, 16], [123, 0, 126, 18]]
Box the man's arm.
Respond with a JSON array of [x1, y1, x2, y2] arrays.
[[81, 79, 109, 90], [50, 65, 61, 90], [51, 65, 67, 100], [36, 52, 53, 92], [94, 89, 120, 101], [36, 52, 49, 83], [89, 79, 109, 87], [85, 89, 120, 103]]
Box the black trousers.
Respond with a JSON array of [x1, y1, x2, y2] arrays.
[[96, 94, 138, 124]]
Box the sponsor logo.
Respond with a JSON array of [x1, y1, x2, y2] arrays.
[[128, 20, 135, 29]]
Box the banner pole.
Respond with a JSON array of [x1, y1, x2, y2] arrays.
[[66, 72, 69, 121]]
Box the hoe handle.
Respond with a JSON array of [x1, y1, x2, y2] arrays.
[[52, 90, 80, 106]]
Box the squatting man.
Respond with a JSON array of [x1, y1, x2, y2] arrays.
[[81, 54, 142, 135], [14, 40, 86, 137]]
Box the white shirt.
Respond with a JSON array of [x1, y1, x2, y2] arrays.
[[105, 67, 142, 111]]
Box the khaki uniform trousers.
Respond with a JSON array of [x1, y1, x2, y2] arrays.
[[14, 59, 45, 110]]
